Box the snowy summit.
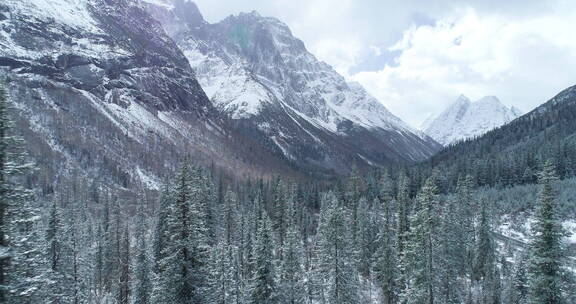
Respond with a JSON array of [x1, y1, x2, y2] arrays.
[[422, 95, 523, 146]]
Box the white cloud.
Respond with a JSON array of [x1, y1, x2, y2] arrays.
[[353, 5, 576, 127]]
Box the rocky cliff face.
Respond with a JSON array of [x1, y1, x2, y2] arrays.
[[0, 0, 441, 192], [0, 0, 302, 194], [144, 0, 441, 174]]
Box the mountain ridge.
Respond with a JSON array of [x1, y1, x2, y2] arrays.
[[144, 0, 441, 173]]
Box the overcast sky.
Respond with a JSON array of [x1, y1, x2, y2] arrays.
[[194, 0, 576, 127]]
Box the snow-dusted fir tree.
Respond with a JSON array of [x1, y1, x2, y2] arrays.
[[248, 211, 278, 304], [152, 162, 210, 303], [0, 82, 47, 303], [454, 175, 476, 303], [507, 253, 528, 304], [403, 176, 438, 304], [44, 200, 75, 303], [208, 240, 241, 304], [355, 196, 378, 303], [0, 83, 9, 301], [472, 201, 500, 303], [101, 195, 122, 299], [117, 226, 130, 304], [315, 191, 359, 304], [208, 190, 242, 304], [278, 199, 305, 304], [438, 194, 463, 303], [374, 172, 398, 304], [395, 171, 411, 303], [132, 204, 151, 304], [152, 183, 171, 278], [527, 160, 565, 304], [64, 198, 89, 304]]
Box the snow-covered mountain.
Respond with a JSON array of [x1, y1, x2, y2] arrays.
[[422, 95, 522, 146], [0, 0, 309, 189], [144, 0, 441, 173], [0, 0, 441, 189]]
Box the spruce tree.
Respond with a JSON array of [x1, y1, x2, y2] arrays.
[[132, 205, 151, 304], [248, 211, 278, 304], [403, 176, 438, 304], [0, 82, 7, 301], [508, 254, 528, 304], [117, 226, 130, 304], [374, 171, 398, 304], [0, 82, 47, 303], [314, 191, 359, 304], [396, 171, 411, 303], [44, 200, 74, 303], [527, 160, 565, 304], [278, 200, 305, 304], [208, 189, 242, 304]]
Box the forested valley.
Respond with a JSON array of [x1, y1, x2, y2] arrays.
[[0, 84, 574, 304]]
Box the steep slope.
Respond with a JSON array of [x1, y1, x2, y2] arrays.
[[144, 0, 441, 174], [0, 0, 302, 192], [425, 85, 576, 188], [423, 95, 522, 146]]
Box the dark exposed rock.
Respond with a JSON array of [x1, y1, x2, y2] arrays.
[[0, 57, 29, 68]]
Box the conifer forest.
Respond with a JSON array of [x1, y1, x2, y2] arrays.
[[1, 0, 576, 303]]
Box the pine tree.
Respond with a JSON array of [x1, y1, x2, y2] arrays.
[[152, 182, 171, 278], [278, 199, 305, 304], [314, 191, 359, 304], [473, 202, 496, 282], [454, 175, 476, 303], [0, 82, 47, 303], [403, 177, 438, 304], [101, 195, 121, 298], [132, 205, 151, 304], [355, 197, 373, 278], [152, 162, 209, 304], [208, 240, 241, 304], [0, 82, 8, 302], [437, 197, 462, 304], [470, 200, 502, 304], [396, 171, 411, 303], [67, 197, 92, 304], [44, 200, 74, 303], [374, 171, 398, 304], [208, 189, 242, 304], [507, 254, 528, 304], [527, 160, 565, 304], [117, 226, 130, 304], [248, 211, 278, 304]]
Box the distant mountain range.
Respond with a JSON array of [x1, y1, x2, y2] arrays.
[[422, 95, 522, 146]]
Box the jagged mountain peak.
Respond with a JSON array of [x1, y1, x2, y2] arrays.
[[424, 95, 522, 146], [454, 94, 472, 104], [144, 1, 441, 170]]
